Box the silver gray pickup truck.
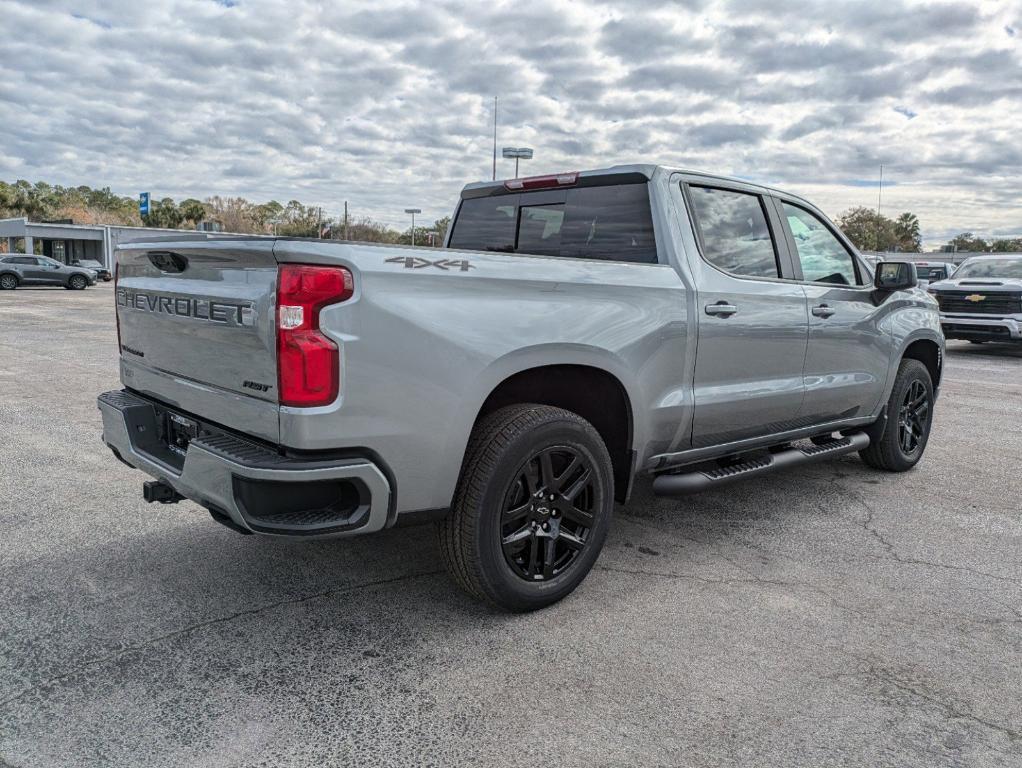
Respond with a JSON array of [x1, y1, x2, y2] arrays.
[[98, 165, 943, 610]]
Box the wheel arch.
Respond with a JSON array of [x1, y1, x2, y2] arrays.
[[472, 364, 635, 503], [902, 337, 942, 390]]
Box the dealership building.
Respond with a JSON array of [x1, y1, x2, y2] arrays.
[[0, 217, 228, 269]]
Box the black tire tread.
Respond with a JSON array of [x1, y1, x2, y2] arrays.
[[859, 358, 932, 472], [438, 404, 607, 608]]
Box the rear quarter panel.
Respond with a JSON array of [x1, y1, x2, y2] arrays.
[[272, 240, 690, 514]]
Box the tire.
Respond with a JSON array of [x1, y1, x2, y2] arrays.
[[69, 274, 87, 290], [438, 404, 614, 611], [859, 359, 934, 472], [0, 274, 17, 290]]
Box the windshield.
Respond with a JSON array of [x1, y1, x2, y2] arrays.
[[954, 259, 1022, 279]]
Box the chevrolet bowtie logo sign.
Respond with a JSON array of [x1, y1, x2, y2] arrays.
[[964, 294, 986, 302]]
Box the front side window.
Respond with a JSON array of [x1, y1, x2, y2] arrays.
[[782, 203, 861, 286], [688, 186, 779, 278]]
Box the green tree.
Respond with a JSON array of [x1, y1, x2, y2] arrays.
[[837, 207, 898, 251], [990, 238, 1022, 252], [946, 232, 989, 252], [179, 198, 208, 227], [141, 198, 184, 229], [893, 212, 921, 252], [275, 200, 322, 238], [433, 216, 451, 246]]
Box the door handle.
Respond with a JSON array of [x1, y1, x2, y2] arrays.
[[812, 304, 836, 318], [705, 301, 738, 317]]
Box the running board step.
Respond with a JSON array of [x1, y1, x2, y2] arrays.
[[652, 432, 870, 497]]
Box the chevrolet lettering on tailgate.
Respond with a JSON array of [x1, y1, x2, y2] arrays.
[[116, 289, 254, 326]]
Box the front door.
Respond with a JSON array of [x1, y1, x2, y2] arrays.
[[685, 183, 809, 448], [23, 257, 54, 284], [776, 200, 890, 422]]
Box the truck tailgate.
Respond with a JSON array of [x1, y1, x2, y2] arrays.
[[115, 238, 280, 440]]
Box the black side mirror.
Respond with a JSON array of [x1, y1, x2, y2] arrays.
[[874, 261, 917, 291]]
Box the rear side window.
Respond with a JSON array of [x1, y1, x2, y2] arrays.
[[448, 183, 657, 263], [447, 197, 517, 252], [782, 203, 862, 286], [688, 186, 779, 278]]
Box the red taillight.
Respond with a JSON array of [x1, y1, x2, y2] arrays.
[[113, 262, 121, 351], [276, 264, 354, 407], [504, 172, 578, 191]]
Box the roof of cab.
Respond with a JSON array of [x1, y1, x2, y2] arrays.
[[460, 163, 807, 204]]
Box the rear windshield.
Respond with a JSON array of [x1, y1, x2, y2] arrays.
[[954, 259, 1022, 279], [448, 183, 657, 263]]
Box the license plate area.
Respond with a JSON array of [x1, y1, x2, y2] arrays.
[[166, 412, 200, 457]]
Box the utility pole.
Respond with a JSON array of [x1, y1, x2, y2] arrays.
[[343, 201, 349, 241], [405, 208, 421, 247], [875, 164, 884, 251], [492, 96, 497, 181]]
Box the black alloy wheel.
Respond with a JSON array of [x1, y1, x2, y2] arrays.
[[859, 358, 934, 472], [898, 379, 930, 457], [500, 446, 596, 582], [438, 403, 614, 611], [0, 274, 16, 290], [69, 274, 87, 290]]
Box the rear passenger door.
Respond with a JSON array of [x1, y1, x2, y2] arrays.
[[684, 182, 809, 448], [16, 257, 47, 284], [774, 199, 889, 421]]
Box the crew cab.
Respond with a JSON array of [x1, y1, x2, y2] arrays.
[[928, 255, 1022, 344], [97, 165, 943, 610]]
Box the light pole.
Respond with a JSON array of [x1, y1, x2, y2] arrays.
[[502, 146, 534, 178], [404, 208, 421, 247]]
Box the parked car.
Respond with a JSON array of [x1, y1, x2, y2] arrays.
[[913, 261, 956, 287], [98, 165, 943, 610], [72, 258, 113, 281], [0, 255, 96, 290], [927, 255, 1022, 344]]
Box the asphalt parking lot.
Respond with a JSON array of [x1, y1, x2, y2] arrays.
[[1, 284, 1020, 767]]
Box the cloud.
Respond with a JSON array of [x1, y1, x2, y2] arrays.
[[0, 0, 1018, 245]]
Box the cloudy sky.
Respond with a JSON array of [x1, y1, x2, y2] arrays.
[[1, 0, 1019, 247]]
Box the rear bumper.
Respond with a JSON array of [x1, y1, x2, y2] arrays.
[[97, 389, 392, 538], [940, 314, 1022, 342]]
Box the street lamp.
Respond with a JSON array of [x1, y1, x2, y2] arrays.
[[404, 208, 421, 247], [502, 146, 534, 178]]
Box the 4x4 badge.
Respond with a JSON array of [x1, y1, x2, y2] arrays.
[[386, 256, 474, 272]]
